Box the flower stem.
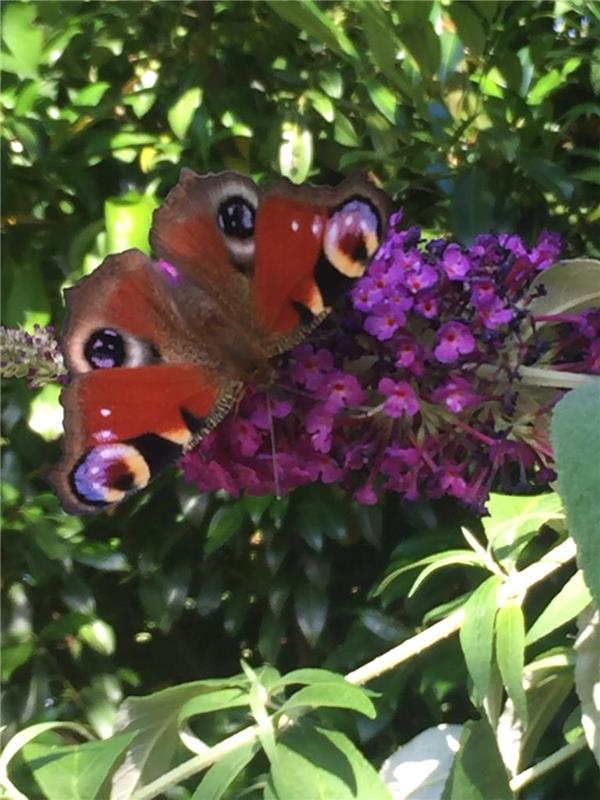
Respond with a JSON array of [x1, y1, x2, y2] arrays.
[[509, 736, 588, 793]]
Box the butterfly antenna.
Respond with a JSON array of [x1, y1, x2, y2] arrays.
[[265, 392, 281, 499]]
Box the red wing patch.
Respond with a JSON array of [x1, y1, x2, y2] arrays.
[[252, 195, 327, 334], [50, 364, 236, 514]]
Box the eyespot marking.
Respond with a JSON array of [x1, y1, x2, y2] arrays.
[[324, 199, 382, 279], [70, 443, 151, 506], [84, 328, 126, 369], [217, 195, 256, 240]]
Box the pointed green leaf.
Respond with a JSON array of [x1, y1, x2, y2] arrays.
[[526, 571, 592, 646], [529, 259, 600, 327], [496, 600, 528, 728], [267, 1, 358, 60], [205, 501, 248, 555], [269, 725, 391, 800], [191, 742, 260, 800], [111, 681, 237, 800], [168, 87, 203, 140], [280, 682, 376, 720], [294, 583, 327, 647], [484, 492, 564, 565], [459, 576, 503, 702], [26, 733, 136, 800]]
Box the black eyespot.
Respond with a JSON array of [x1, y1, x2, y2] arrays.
[[84, 328, 126, 369], [217, 196, 255, 239]]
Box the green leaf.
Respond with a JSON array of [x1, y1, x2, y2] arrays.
[[517, 155, 574, 199], [1, 3, 43, 78], [574, 609, 600, 766], [139, 565, 191, 633], [526, 571, 592, 646], [280, 682, 376, 720], [359, 3, 405, 90], [448, 4, 485, 58], [28, 384, 62, 441], [408, 552, 487, 597], [483, 493, 564, 565], [442, 719, 514, 800], [267, 1, 358, 60], [306, 90, 335, 122], [0, 722, 93, 800], [27, 733, 135, 800], [272, 668, 350, 691], [69, 82, 111, 107], [294, 583, 328, 647], [398, 20, 441, 77], [527, 68, 562, 105], [191, 742, 260, 800], [1, 642, 34, 682], [204, 501, 248, 555], [459, 575, 503, 702], [552, 381, 600, 608], [449, 167, 496, 245], [496, 600, 528, 728], [79, 619, 115, 656], [376, 550, 486, 597], [334, 111, 360, 147], [528, 259, 600, 324], [104, 193, 158, 254], [366, 81, 397, 124], [269, 725, 391, 800], [279, 121, 313, 183], [111, 681, 236, 800], [168, 87, 203, 140], [179, 687, 250, 723]]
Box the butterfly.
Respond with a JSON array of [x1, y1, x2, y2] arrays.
[[49, 169, 390, 514]]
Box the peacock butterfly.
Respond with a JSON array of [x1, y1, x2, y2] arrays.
[[49, 169, 390, 514]]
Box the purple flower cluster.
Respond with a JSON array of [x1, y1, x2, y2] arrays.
[[183, 213, 598, 510], [0, 324, 67, 388]]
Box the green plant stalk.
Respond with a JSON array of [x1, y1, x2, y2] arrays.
[[509, 736, 588, 792], [130, 538, 577, 800]]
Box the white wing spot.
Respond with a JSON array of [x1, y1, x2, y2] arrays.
[[311, 216, 323, 237], [291, 220, 300, 232], [100, 408, 111, 417]]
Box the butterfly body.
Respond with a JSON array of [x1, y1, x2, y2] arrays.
[[50, 170, 390, 514]]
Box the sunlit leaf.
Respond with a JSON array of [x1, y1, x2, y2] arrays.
[[168, 87, 203, 140], [1, 3, 43, 78], [526, 571, 592, 646], [279, 681, 376, 719], [553, 381, 600, 607], [28, 733, 135, 800], [28, 384, 63, 441], [267, 1, 358, 60], [269, 725, 391, 800]]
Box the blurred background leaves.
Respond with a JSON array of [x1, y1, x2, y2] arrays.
[[1, 1, 599, 797]]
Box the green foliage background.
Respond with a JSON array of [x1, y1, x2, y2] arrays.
[[2, 1, 599, 798]]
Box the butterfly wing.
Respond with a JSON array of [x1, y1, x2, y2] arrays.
[[53, 249, 239, 514], [251, 175, 390, 346], [50, 365, 238, 514]]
